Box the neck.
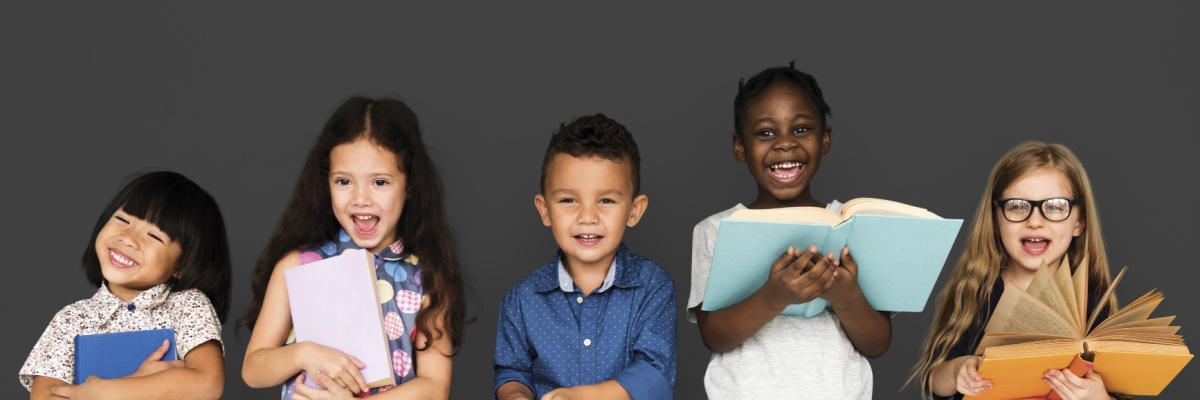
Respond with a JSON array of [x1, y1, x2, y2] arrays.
[[564, 254, 615, 297], [749, 191, 822, 209]]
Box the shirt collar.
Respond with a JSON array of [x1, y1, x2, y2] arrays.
[[86, 282, 172, 321], [534, 243, 641, 293], [334, 229, 409, 261]]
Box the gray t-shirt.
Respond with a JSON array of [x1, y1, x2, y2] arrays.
[[687, 202, 873, 399]]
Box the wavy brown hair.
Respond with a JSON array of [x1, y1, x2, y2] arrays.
[[907, 141, 1117, 397], [238, 97, 465, 354]]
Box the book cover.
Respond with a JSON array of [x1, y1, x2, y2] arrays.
[[285, 248, 395, 389], [74, 329, 176, 384], [701, 199, 962, 317]]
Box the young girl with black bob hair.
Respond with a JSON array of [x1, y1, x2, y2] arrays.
[[21, 170, 232, 400], [909, 141, 1121, 399], [241, 96, 466, 399]]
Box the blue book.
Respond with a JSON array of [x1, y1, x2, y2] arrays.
[[74, 329, 176, 384], [702, 198, 963, 317]]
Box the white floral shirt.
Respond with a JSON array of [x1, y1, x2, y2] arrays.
[[18, 283, 222, 390]]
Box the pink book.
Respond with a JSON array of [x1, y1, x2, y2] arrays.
[[285, 249, 395, 388]]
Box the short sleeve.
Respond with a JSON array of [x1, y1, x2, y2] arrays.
[[686, 219, 717, 323], [19, 307, 80, 390], [170, 289, 223, 357]]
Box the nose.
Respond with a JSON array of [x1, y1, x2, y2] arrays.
[[578, 202, 599, 224], [1025, 208, 1046, 228], [352, 183, 372, 206], [773, 133, 800, 152], [116, 230, 138, 249]]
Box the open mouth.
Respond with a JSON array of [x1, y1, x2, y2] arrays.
[[353, 214, 379, 235], [769, 161, 804, 180], [109, 249, 139, 267], [574, 234, 603, 246], [1021, 237, 1049, 255]]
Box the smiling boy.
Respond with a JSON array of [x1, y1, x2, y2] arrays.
[[493, 114, 677, 400]]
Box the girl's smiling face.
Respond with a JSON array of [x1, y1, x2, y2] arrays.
[[95, 209, 182, 301], [329, 138, 407, 253], [734, 82, 831, 208], [996, 167, 1085, 275]]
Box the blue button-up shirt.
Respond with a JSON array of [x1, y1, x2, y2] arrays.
[[493, 244, 677, 400]]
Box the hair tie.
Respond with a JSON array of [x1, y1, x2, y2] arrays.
[[789, 60, 795, 69]]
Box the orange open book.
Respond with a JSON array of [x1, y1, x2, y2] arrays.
[[968, 258, 1191, 399]]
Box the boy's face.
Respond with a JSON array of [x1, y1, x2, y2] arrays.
[[535, 154, 648, 272], [734, 82, 831, 208]]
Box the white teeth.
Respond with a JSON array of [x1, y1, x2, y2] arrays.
[[578, 235, 599, 239], [355, 215, 375, 220], [1024, 238, 1046, 242], [771, 162, 801, 169], [770, 162, 802, 178], [110, 250, 136, 266]]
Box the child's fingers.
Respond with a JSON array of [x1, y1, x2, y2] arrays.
[[144, 340, 171, 362], [49, 383, 76, 398], [770, 249, 797, 274], [316, 370, 355, 395]]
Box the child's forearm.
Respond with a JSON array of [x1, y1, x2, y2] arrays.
[[930, 357, 965, 397], [545, 380, 631, 400], [696, 288, 786, 353], [241, 341, 305, 388], [496, 381, 535, 400], [829, 293, 891, 358], [361, 376, 451, 400]]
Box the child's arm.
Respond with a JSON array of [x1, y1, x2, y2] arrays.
[[820, 246, 891, 358], [494, 289, 538, 399], [930, 355, 991, 397], [541, 381, 631, 400], [697, 247, 836, 353], [242, 251, 370, 395], [42, 340, 224, 400]]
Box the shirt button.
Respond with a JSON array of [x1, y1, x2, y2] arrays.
[[583, 339, 592, 347], [127, 304, 136, 312], [576, 296, 583, 304]]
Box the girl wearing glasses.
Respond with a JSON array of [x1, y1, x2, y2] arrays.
[[909, 141, 1121, 400]]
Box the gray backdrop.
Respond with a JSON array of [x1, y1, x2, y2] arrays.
[[3, 2, 1197, 399]]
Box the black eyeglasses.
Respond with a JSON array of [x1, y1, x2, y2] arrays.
[[993, 197, 1079, 222]]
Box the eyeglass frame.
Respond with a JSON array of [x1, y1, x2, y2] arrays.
[[992, 197, 1080, 222]]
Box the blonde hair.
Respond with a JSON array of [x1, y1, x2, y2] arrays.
[[907, 141, 1117, 397]]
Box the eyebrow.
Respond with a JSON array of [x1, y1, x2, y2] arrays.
[[751, 113, 819, 126]]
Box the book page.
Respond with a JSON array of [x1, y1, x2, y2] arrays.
[[985, 283, 1079, 338], [728, 206, 843, 226], [1052, 256, 1079, 328], [1086, 266, 1125, 332], [1025, 259, 1076, 334], [1088, 339, 1191, 355], [1072, 255, 1088, 330], [839, 197, 941, 219], [976, 333, 1075, 354], [981, 339, 1082, 358], [1093, 294, 1163, 333]]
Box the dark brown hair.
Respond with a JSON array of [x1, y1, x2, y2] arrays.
[[540, 113, 641, 194], [238, 97, 466, 353]]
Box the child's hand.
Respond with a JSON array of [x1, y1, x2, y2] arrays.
[[954, 356, 992, 396], [48, 376, 105, 399], [128, 339, 184, 378], [758, 245, 836, 309], [293, 371, 360, 400], [297, 341, 369, 396], [1044, 367, 1109, 400], [541, 387, 578, 400], [822, 246, 866, 307]]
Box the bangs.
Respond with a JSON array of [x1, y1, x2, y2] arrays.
[[113, 173, 210, 245]]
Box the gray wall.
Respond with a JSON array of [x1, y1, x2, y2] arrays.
[[3, 3, 1197, 399]]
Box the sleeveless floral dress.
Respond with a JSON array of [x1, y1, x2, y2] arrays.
[[282, 229, 424, 399]]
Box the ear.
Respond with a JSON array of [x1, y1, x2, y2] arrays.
[[732, 133, 746, 162], [626, 194, 649, 228], [1073, 216, 1085, 237], [534, 194, 552, 227], [820, 124, 832, 155]]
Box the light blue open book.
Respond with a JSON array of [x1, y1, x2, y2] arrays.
[[701, 198, 963, 317]]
